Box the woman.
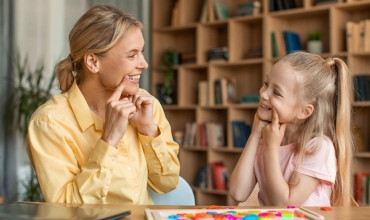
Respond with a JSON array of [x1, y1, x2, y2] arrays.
[[27, 5, 180, 204]]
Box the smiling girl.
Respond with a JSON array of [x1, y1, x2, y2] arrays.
[[230, 51, 354, 206]]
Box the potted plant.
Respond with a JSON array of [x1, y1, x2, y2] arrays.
[[157, 49, 179, 105], [2, 53, 55, 201], [307, 31, 323, 54]]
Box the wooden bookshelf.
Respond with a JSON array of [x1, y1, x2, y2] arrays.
[[151, 0, 370, 206]]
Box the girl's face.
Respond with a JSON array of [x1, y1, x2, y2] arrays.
[[97, 27, 148, 96], [258, 61, 302, 123]]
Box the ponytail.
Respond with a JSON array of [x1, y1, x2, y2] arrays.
[[329, 57, 354, 206], [56, 55, 75, 93]]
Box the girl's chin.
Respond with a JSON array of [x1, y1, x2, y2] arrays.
[[257, 110, 272, 122]]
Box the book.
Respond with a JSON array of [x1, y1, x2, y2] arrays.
[[200, 0, 209, 22], [352, 22, 360, 53], [198, 81, 209, 106], [346, 21, 355, 52], [359, 20, 365, 52], [355, 172, 370, 204], [208, 47, 229, 61], [214, 79, 222, 104], [231, 121, 251, 148], [275, 31, 287, 57], [171, 1, 180, 26], [220, 76, 237, 105], [283, 31, 301, 54], [364, 19, 370, 52], [214, 0, 230, 20], [271, 31, 278, 58], [235, 1, 262, 16]]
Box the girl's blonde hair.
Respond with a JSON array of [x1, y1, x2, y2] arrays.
[[280, 51, 354, 206], [56, 5, 143, 92]]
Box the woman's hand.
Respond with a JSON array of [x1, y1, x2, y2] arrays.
[[262, 108, 286, 151], [129, 91, 159, 137], [101, 77, 136, 148]]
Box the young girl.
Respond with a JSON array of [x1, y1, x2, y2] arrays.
[[230, 51, 354, 206]]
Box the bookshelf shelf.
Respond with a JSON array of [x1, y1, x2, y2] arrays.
[[151, 0, 370, 206]]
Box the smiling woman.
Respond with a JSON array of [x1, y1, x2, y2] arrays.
[[26, 4, 180, 204]]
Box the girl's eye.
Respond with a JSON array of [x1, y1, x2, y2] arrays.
[[263, 81, 268, 87], [274, 90, 281, 96]]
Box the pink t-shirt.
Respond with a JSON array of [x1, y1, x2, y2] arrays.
[[254, 136, 336, 206]]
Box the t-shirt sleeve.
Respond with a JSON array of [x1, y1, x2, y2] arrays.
[[296, 136, 337, 186]]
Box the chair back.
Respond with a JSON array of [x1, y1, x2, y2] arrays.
[[148, 176, 195, 205]]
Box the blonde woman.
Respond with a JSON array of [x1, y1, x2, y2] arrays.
[[27, 5, 180, 204]]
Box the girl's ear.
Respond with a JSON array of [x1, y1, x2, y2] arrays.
[[297, 104, 314, 120], [84, 53, 100, 73]]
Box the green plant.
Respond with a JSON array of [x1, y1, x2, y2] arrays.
[[2, 52, 55, 201], [158, 49, 178, 104], [309, 31, 321, 41]]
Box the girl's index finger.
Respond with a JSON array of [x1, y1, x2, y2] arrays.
[[108, 76, 127, 102], [271, 107, 280, 126]]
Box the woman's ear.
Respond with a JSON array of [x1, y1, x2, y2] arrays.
[[297, 104, 314, 120], [84, 53, 99, 73]]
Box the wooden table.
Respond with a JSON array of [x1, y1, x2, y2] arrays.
[[1, 203, 370, 219]]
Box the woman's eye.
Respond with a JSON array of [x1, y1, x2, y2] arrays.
[[128, 54, 135, 58]]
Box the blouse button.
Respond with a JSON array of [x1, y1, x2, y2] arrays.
[[134, 193, 138, 198], [127, 166, 132, 171]]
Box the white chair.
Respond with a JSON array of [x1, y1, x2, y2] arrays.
[[148, 176, 195, 205]]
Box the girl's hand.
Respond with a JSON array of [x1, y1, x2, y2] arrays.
[[262, 107, 286, 150], [129, 91, 159, 137], [102, 77, 136, 148], [250, 112, 269, 140]]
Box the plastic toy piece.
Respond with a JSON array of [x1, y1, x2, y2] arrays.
[[320, 206, 332, 211]]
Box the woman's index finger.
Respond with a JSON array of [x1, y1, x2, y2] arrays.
[[108, 77, 127, 102]]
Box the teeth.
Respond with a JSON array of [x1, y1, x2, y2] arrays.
[[261, 104, 271, 110], [128, 75, 140, 80]]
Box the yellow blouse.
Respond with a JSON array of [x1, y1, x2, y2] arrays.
[[27, 81, 180, 204]]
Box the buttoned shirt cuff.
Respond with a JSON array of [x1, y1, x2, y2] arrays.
[[139, 128, 164, 154], [89, 139, 119, 169]]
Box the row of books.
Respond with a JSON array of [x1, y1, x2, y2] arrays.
[[182, 122, 225, 147], [270, 0, 337, 12], [353, 75, 370, 101], [194, 162, 230, 191], [270, 0, 297, 12], [214, 76, 237, 105], [271, 30, 301, 58], [200, 0, 262, 22], [346, 20, 370, 53], [354, 172, 370, 205]]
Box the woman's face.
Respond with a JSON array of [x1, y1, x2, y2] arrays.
[[97, 27, 148, 97]]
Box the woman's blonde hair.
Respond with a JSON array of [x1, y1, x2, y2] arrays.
[[56, 5, 143, 92], [280, 51, 354, 206]]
